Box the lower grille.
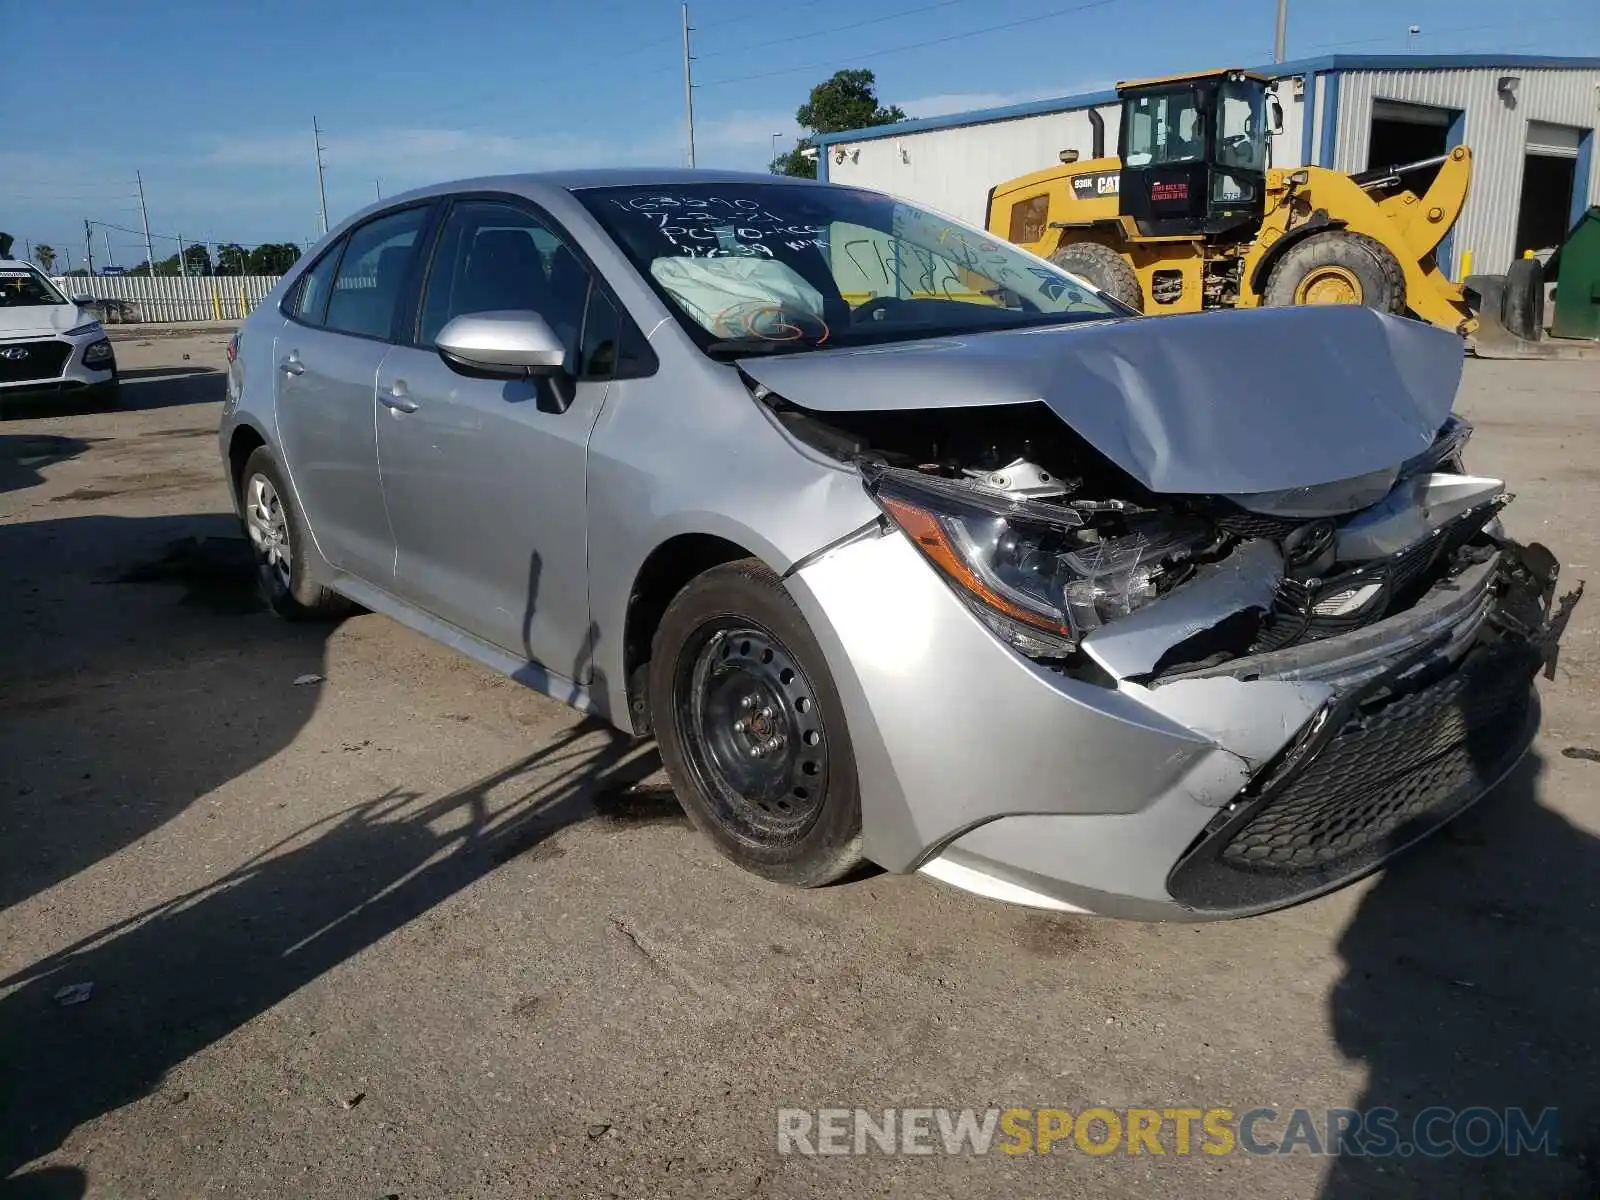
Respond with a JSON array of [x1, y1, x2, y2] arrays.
[[0, 340, 71, 384], [1168, 638, 1540, 912]]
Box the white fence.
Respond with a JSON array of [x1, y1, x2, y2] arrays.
[[51, 274, 284, 323]]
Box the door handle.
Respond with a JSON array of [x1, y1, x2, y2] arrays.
[[278, 353, 304, 377], [380, 383, 419, 414]]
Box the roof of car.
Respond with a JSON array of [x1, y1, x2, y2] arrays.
[[425, 167, 830, 193]]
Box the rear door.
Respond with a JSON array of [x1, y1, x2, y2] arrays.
[[272, 205, 431, 583], [374, 196, 632, 675]]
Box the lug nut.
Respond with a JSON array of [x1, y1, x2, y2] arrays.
[[760, 706, 774, 720], [750, 744, 765, 757], [763, 736, 784, 753], [733, 720, 746, 733], [741, 695, 757, 710]]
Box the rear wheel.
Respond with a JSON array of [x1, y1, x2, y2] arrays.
[[1263, 230, 1406, 314], [1049, 241, 1143, 312], [239, 447, 352, 620], [649, 559, 863, 887]]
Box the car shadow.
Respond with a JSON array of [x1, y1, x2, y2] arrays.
[[0, 434, 92, 494], [1321, 748, 1600, 1196], [116, 367, 225, 412]]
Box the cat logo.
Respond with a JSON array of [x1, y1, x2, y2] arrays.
[[1070, 172, 1120, 198]]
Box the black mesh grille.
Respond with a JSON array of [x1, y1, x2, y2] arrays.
[[1168, 639, 1540, 912], [1214, 510, 1306, 540], [0, 340, 71, 384]]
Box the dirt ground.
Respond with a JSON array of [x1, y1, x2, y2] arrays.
[[2, 329, 1598, 1199]]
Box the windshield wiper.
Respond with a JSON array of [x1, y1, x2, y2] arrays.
[[704, 339, 824, 360]]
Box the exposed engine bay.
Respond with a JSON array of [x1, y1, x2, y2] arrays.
[[758, 388, 1580, 686]]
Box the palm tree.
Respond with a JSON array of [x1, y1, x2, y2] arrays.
[[33, 244, 57, 273]]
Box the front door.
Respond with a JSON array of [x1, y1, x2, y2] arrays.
[[375, 198, 618, 680], [272, 205, 430, 583]]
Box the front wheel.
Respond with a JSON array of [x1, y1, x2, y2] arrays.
[[649, 559, 863, 887], [1262, 230, 1406, 314], [239, 447, 352, 620]]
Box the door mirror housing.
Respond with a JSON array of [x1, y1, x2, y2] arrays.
[[436, 310, 568, 378], [73, 294, 97, 305], [1266, 93, 1285, 137]]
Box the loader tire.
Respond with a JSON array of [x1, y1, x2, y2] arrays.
[[1049, 241, 1143, 312], [1501, 256, 1545, 341], [1263, 230, 1405, 315]]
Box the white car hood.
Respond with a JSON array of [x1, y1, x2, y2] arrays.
[[0, 304, 90, 339]]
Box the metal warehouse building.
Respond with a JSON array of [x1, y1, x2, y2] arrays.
[[817, 55, 1600, 278]]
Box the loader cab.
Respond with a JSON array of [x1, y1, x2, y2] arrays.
[[1117, 69, 1273, 239]]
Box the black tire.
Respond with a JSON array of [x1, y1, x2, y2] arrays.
[[1049, 241, 1143, 311], [1263, 230, 1406, 314], [1501, 256, 1545, 341], [649, 559, 864, 887], [238, 446, 352, 620]]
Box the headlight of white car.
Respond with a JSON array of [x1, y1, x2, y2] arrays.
[[83, 339, 114, 365], [862, 464, 1213, 656]]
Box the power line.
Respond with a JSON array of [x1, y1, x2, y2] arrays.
[[697, 0, 1120, 88]]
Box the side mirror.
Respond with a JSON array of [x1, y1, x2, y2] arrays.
[[1267, 94, 1285, 137], [436, 310, 567, 378], [73, 294, 97, 305]]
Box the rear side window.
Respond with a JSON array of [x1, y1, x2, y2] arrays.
[[324, 207, 429, 340], [418, 200, 591, 355], [289, 246, 342, 324]]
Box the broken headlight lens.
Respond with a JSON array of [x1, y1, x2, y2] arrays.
[[863, 464, 1209, 656], [1400, 414, 1473, 477]]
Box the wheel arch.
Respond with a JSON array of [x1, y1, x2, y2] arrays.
[[1248, 210, 1347, 297], [225, 420, 270, 515], [620, 531, 765, 735]]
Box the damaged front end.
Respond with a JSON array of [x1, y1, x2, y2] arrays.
[[763, 385, 1581, 916]]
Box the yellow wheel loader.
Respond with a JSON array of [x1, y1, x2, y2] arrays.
[[985, 68, 1478, 334]]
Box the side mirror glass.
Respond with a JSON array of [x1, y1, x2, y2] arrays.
[[1267, 94, 1285, 137], [436, 310, 567, 378], [73, 294, 97, 305]]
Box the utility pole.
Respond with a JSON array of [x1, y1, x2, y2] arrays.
[[681, 4, 697, 168], [85, 219, 96, 277], [103, 227, 115, 270], [1273, 0, 1287, 62], [136, 170, 156, 276], [177, 232, 188, 277], [375, 179, 383, 201], [23, 238, 31, 264], [313, 117, 330, 234]]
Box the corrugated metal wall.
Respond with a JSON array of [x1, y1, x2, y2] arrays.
[[826, 80, 1308, 228], [50, 274, 283, 323], [1332, 67, 1600, 275]]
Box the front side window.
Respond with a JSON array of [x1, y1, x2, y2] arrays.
[[0, 266, 68, 309], [323, 206, 429, 340], [1124, 88, 1206, 167], [577, 183, 1121, 357], [1216, 80, 1266, 172], [418, 200, 591, 358]]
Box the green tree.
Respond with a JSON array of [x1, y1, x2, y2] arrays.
[[247, 242, 301, 275], [33, 244, 57, 273], [770, 69, 906, 178], [182, 243, 213, 276], [215, 243, 249, 276]]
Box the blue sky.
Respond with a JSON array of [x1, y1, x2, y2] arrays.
[[3, 0, 1596, 265]]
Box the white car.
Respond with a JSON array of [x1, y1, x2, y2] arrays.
[[0, 261, 118, 408]]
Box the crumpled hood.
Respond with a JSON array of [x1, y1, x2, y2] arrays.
[[0, 303, 91, 338], [740, 305, 1463, 496]]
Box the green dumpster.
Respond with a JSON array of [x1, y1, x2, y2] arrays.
[[1550, 205, 1600, 342]]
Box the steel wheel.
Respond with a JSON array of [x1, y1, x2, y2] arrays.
[[1294, 264, 1363, 305], [244, 472, 291, 592], [676, 623, 829, 844]]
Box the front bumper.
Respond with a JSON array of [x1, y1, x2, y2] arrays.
[[787, 526, 1576, 920], [0, 334, 116, 401]]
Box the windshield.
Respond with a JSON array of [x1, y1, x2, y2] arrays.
[[1124, 88, 1205, 167], [0, 266, 68, 308], [577, 183, 1122, 356]]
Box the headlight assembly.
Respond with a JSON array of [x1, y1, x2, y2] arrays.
[[862, 464, 1212, 656], [83, 338, 114, 365]]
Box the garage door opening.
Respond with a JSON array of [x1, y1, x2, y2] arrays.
[[1515, 122, 1583, 258], [1366, 100, 1458, 195]]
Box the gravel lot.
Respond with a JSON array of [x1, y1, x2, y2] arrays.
[[2, 329, 1598, 1199]]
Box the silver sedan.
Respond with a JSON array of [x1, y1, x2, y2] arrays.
[[219, 169, 1577, 919]]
